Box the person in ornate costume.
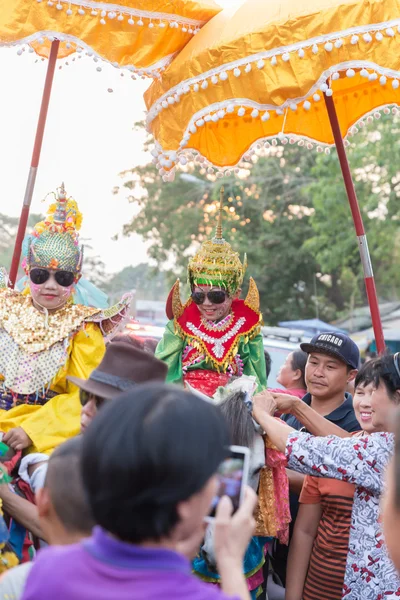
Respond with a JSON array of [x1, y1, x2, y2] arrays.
[[156, 187, 267, 396], [0, 184, 130, 457]]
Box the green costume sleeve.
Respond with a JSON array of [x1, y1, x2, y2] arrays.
[[240, 333, 267, 392], [155, 320, 185, 386]]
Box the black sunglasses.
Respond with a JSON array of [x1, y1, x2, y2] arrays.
[[79, 389, 106, 410], [191, 289, 228, 305], [29, 268, 75, 288]]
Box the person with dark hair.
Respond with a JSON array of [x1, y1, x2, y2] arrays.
[[21, 384, 258, 600], [252, 353, 400, 599], [270, 350, 307, 399], [0, 437, 94, 598]]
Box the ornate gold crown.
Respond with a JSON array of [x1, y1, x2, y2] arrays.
[[187, 186, 246, 295], [25, 183, 83, 275]]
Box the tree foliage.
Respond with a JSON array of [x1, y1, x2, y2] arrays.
[[104, 263, 167, 305], [118, 116, 400, 324]]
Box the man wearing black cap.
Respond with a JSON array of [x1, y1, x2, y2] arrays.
[[282, 332, 360, 433]]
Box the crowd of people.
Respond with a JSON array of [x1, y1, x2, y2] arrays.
[[0, 184, 400, 600]]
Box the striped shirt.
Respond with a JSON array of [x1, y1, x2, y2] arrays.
[[286, 431, 400, 599], [300, 475, 355, 600]]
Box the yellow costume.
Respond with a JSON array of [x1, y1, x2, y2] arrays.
[[0, 185, 130, 455]]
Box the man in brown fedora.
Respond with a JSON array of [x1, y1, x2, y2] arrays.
[[0, 340, 168, 542], [69, 340, 168, 434]]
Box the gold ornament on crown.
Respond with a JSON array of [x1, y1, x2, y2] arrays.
[[188, 187, 247, 295], [26, 183, 84, 275]]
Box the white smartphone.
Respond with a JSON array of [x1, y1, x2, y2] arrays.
[[205, 445, 250, 522]]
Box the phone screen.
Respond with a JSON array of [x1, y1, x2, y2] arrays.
[[208, 447, 248, 519]]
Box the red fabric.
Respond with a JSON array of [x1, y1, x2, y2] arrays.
[[265, 443, 291, 545], [3, 448, 36, 562], [184, 370, 230, 397], [177, 299, 260, 367]]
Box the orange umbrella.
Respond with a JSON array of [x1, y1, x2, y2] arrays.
[[145, 0, 400, 352], [0, 0, 221, 285], [1, 0, 221, 75]]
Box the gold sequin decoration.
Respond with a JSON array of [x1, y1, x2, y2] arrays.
[[0, 289, 100, 354], [244, 277, 260, 313], [255, 465, 279, 537]]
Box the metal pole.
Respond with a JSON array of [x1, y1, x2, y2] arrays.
[[313, 273, 319, 320], [324, 93, 385, 354], [9, 40, 60, 288]]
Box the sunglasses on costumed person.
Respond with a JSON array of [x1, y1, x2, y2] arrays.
[[29, 268, 75, 288], [191, 289, 229, 305]]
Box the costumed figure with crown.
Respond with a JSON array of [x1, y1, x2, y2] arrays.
[[0, 184, 130, 463], [156, 188, 267, 396]]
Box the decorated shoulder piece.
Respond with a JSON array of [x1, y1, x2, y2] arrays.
[[166, 187, 262, 372], [86, 292, 133, 341]]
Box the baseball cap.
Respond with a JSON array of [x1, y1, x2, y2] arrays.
[[300, 332, 360, 370]]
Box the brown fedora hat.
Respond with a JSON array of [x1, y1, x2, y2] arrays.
[[68, 341, 168, 400]]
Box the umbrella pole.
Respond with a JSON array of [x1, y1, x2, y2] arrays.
[[324, 93, 385, 354], [9, 40, 60, 288]]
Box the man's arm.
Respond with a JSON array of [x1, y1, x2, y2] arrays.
[[286, 469, 305, 495], [286, 503, 321, 600], [271, 393, 354, 437], [0, 484, 43, 540]]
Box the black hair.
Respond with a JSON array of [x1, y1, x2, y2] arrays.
[[219, 391, 256, 448], [354, 359, 376, 390], [370, 354, 400, 402], [45, 436, 95, 535], [264, 351, 272, 378], [81, 383, 230, 544], [290, 350, 307, 388]]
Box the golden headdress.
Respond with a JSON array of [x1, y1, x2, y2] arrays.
[[188, 187, 246, 295], [24, 183, 83, 277]]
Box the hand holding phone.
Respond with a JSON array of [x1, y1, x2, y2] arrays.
[[206, 445, 250, 523], [214, 486, 257, 571]]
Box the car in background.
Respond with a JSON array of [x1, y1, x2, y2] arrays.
[[262, 326, 311, 388], [124, 321, 166, 341]]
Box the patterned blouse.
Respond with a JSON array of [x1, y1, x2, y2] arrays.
[[286, 431, 399, 600]]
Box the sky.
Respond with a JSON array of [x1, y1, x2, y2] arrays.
[[0, 0, 237, 275]]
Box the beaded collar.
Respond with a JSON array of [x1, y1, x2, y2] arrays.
[[175, 299, 261, 370]]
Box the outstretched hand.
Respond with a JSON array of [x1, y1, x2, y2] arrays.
[[270, 392, 300, 414], [252, 390, 277, 423], [3, 427, 32, 451]]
